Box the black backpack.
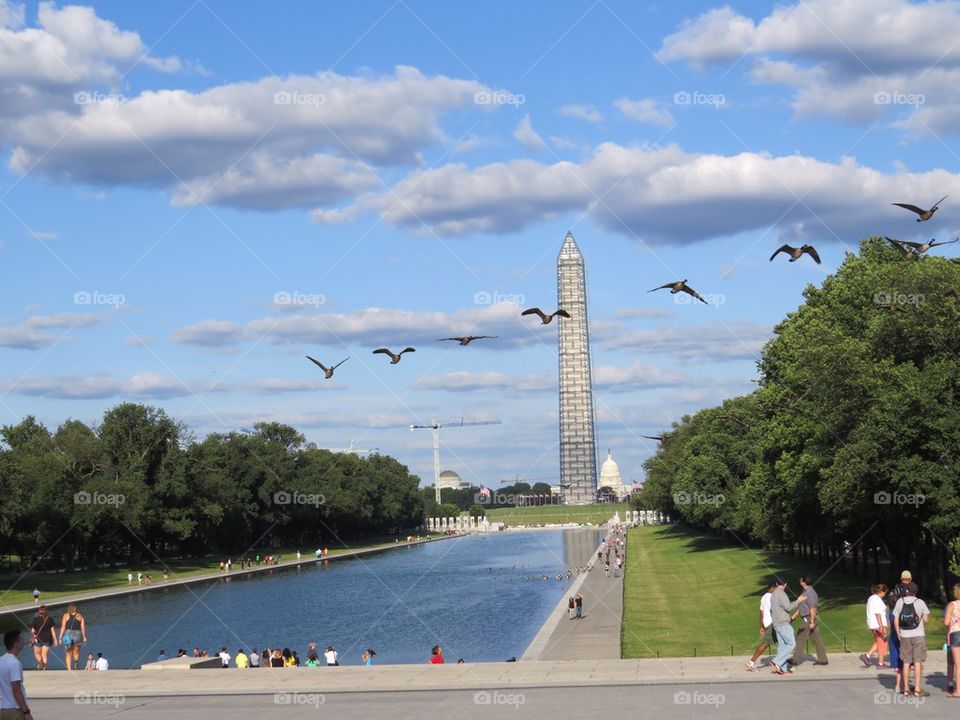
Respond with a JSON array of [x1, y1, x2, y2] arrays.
[[899, 600, 921, 631]]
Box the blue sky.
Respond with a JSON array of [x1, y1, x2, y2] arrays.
[[2, 0, 959, 488]]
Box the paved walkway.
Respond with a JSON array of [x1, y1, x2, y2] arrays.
[[27, 678, 952, 720], [523, 535, 623, 661], [20, 653, 948, 697], [0, 535, 460, 617]]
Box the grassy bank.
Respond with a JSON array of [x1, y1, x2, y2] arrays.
[[485, 503, 630, 527], [621, 525, 929, 659], [0, 536, 418, 608]]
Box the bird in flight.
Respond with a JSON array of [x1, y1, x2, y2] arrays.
[[648, 279, 707, 304], [893, 238, 958, 255], [305, 355, 349, 379], [372, 347, 416, 364], [769, 244, 821, 264], [521, 308, 571, 325], [641, 433, 674, 442], [892, 195, 947, 222], [436, 336, 497, 346], [885, 237, 920, 260]]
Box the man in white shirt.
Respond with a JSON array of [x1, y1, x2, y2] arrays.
[[0, 631, 31, 720], [95, 652, 109, 671], [746, 580, 777, 671], [860, 584, 889, 668], [219, 647, 231, 668], [324, 647, 338, 666]]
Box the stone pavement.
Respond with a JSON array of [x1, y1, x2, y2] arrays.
[[24, 651, 940, 698], [25, 665, 954, 720], [523, 529, 624, 661]]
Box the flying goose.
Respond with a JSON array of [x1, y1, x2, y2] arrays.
[[648, 279, 707, 304], [769, 244, 821, 264], [521, 308, 571, 325], [305, 355, 349, 379], [892, 195, 947, 222], [641, 433, 674, 442], [437, 336, 497, 346], [885, 237, 919, 260], [895, 238, 958, 254], [372, 347, 416, 364]]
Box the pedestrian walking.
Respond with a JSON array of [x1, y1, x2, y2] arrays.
[[567, 597, 576, 620], [860, 584, 889, 668], [770, 578, 807, 675], [746, 581, 777, 671], [893, 582, 929, 697], [886, 570, 912, 675], [575, 594, 583, 619], [29, 606, 57, 671], [943, 583, 960, 698], [792, 576, 828, 666], [58, 603, 86, 672], [32, 589, 38, 605], [127, 572, 133, 585], [0, 630, 31, 720]]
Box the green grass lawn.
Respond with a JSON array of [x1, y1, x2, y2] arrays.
[[485, 503, 630, 527], [621, 525, 933, 659], [0, 537, 414, 608]]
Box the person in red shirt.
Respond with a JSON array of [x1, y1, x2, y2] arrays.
[[429, 646, 444, 664]]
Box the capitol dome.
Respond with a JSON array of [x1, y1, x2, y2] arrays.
[[599, 450, 622, 490]]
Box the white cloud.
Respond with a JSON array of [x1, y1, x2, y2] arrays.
[[0, 1, 181, 119], [599, 321, 772, 361], [513, 113, 547, 152], [615, 97, 674, 128], [4, 66, 493, 206], [0, 1, 25, 28], [171, 153, 380, 211], [659, 0, 960, 132], [414, 371, 554, 393], [314, 141, 960, 243], [173, 303, 543, 349], [172, 320, 247, 348], [557, 104, 603, 123], [0, 313, 104, 349], [2, 372, 217, 400]]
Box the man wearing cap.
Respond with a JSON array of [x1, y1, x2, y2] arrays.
[[770, 577, 807, 675], [792, 576, 829, 666], [893, 582, 929, 697], [887, 570, 913, 674]]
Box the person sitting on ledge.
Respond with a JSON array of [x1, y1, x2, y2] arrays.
[[429, 645, 444, 664]]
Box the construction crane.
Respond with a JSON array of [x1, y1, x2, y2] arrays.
[[409, 416, 502, 504]]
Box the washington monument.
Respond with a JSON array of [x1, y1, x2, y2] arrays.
[[557, 231, 598, 505]]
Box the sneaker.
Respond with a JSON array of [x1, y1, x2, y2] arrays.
[[813, 661, 829, 666], [770, 662, 785, 675], [745, 660, 756, 672], [859, 653, 872, 667]]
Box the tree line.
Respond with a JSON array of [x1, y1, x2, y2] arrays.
[[0, 405, 425, 571], [634, 238, 960, 599]]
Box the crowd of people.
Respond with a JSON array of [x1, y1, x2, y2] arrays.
[[743, 569, 958, 698]]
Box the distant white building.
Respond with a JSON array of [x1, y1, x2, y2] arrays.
[[599, 449, 625, 499], [437, 470, 469, 491]]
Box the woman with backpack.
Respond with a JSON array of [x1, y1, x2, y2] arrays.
[[59, 604, 87, 672]]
